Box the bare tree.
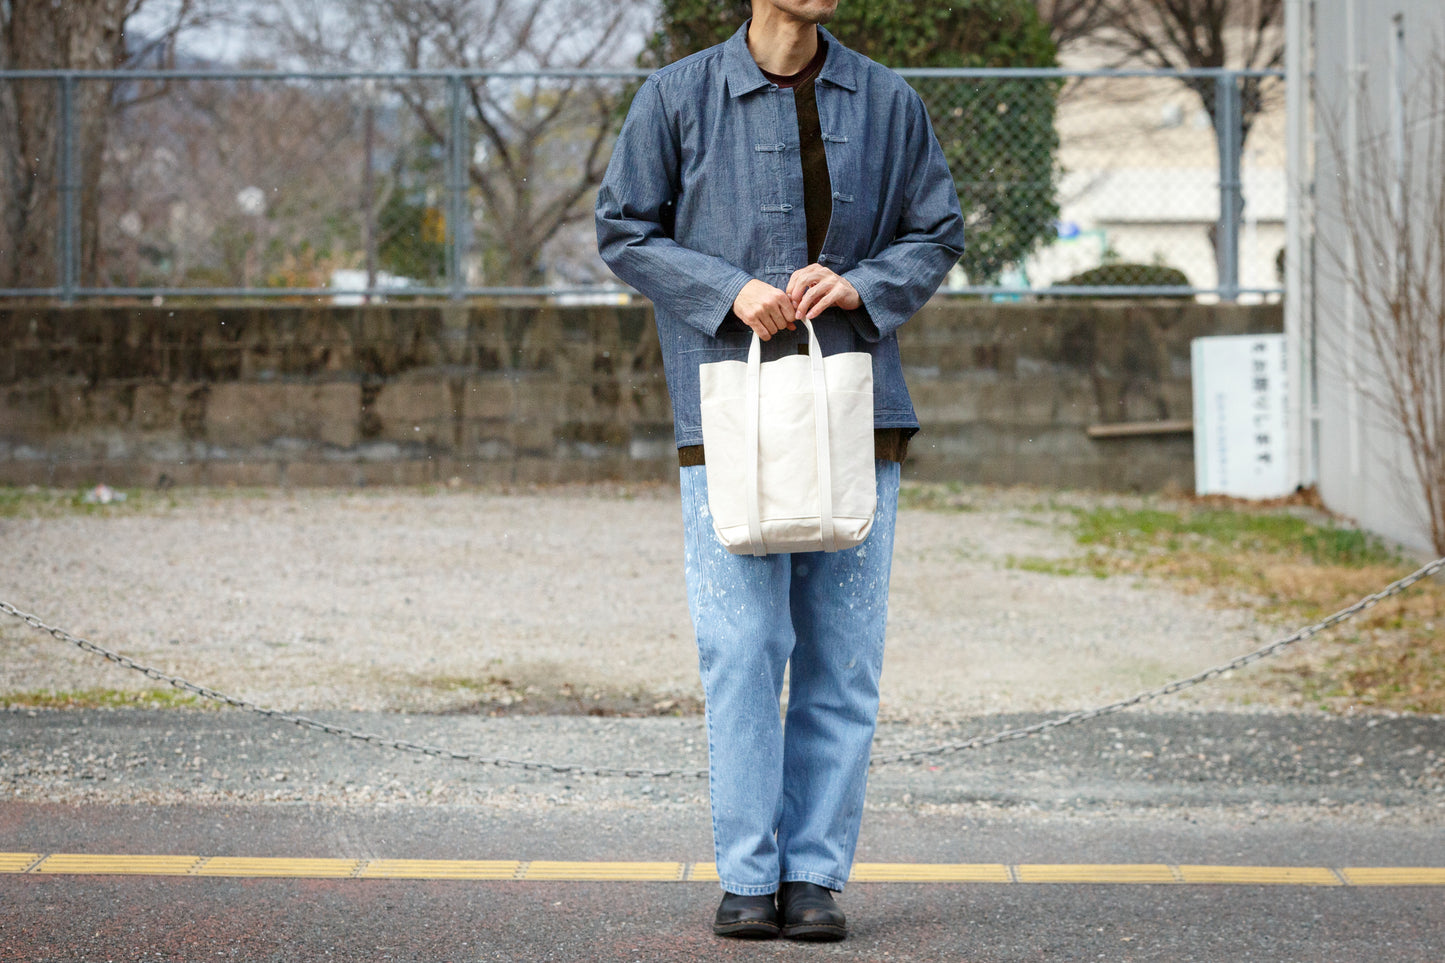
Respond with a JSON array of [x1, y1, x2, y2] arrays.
[[1036, 0, 1283, 287], [0, 0, 221, 291], [99, 78, 371, 291], [1, 1, 125, 290], [1035, 0, 1111, 50], [252, 0, 647, 288], [1321, 49, 1445, 554], [1078, 0, 1283, 143]]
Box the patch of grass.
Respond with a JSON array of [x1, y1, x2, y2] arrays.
[[1007, 554, 1111, 579], [898, 481, 977, 513], [408, 672, 703, 717], [421, 675, 494, 692], [2, 687, 202, 709], [0, 486, 169, 519], [1039, 501, 1443, 714], [1072, 506, 1402, 569]]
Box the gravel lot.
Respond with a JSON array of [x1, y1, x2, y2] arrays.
[[7, 485, 1444, 963], [0, 483, 1287, 722]]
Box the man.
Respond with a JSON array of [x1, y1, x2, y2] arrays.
[[596, 0, 965, 941]]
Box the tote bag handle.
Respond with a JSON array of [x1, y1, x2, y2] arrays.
[[743, 319, 837, 557]]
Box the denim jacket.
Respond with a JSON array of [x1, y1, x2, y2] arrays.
[[595, 23, 966, 448]]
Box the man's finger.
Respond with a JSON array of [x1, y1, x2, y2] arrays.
[[780, 292, 801, 330], [796, 278, 832, 318], [757, 295, 790, 336], [787, 267, 822, 300], [806, 286, 849, 320], [788, 264, 834, 301], [768, 294, 792, 332], [785, 266, 813, 294]]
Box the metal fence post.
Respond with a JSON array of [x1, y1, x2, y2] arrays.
[[57, 73, 79, 304], [446, 75, 467, 301], [1215, 73, 1243, 301], [362, 80, 377, 302]]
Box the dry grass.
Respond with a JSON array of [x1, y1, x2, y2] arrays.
[[1028, 497, 1445, 714]]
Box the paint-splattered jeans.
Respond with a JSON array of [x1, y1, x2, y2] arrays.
[[678, 460, 900, 895]]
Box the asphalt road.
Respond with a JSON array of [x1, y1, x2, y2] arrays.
[[3, 707, 1444, 961]]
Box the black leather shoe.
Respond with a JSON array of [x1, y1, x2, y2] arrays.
[[777, 881, 847, 941], [712, 892, 779, 939]]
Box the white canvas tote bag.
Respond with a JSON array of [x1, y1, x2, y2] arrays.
[[699, 319, 876, 556]]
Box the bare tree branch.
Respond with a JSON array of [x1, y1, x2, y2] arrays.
[[1035, 0, 1111, 48], [250, 0, 646, 286]]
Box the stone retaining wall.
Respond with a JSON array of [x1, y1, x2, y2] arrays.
[[0, 300, 1281, 490]]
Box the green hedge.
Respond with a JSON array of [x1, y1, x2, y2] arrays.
[[1057, 263, 1193, 296]]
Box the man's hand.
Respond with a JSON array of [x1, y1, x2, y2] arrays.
[[732, 279, 797, 341], [786, 264, 861, 321]]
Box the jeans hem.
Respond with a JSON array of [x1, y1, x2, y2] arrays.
[[780, 870, 848, 892], [719, 881, 780, 897]]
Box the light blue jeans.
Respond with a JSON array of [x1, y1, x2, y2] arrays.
[[679, 460, 900, 896]]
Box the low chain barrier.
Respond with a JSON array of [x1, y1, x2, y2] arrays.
[[3, 555, 1442, 779]]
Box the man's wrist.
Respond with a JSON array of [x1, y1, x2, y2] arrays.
[[711, 271, 756, 337]]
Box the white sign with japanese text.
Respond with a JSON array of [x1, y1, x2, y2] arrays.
[[1191, 334, 1291, 499]]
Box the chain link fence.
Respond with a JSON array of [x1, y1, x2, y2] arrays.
[[0, 67, 1283, 303]]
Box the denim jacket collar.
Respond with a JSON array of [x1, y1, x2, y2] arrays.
[[722, 21, 858, 98]]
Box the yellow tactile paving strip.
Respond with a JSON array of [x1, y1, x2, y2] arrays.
[[195, 857, 360, 878], [0, 853, 41, 874], [1340, 867, 1445, 886], [523, 861, 688, 881], [852, 863, 1012, 883], [4, 853, 1444, 886], [359, 859, 520, 880], [1175, 865, 1343, 886], [34, 854, 204, 876], [1016, 864, 1179, 884]]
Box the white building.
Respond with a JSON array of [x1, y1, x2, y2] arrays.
[[1301, 0, 1445, 553], [1028, 40, 1287, 295]]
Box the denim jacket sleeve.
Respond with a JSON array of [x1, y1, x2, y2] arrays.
[[843, 89, 966, 343], [595, 78, 754, 338]]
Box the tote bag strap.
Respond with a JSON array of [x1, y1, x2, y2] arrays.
[[742, 320, 838, 556], [744, 331, 766, 556], [804, 320, 838, 553]]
